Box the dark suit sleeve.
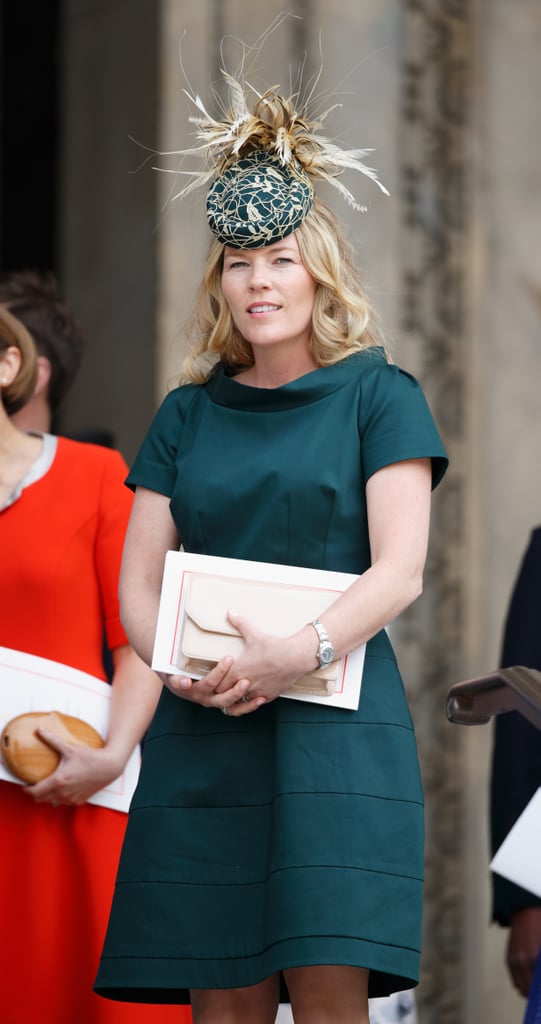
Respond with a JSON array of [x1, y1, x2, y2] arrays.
[[490, 528, 541, 925]]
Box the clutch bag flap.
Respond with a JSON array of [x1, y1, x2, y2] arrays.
[[181, 574, 342, 692]]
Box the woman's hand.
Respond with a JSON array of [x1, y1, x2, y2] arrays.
[[209, 612, 318, 713], [506, 906, 541, 997], [23, 727, 127, 807], [163, 653, 265, 717], [164, 613, 318, 717]]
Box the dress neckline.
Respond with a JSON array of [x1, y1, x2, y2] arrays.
[[0, 432, 57, 511], [204, 349, 383, 411]]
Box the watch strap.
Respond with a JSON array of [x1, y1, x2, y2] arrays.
[[311, 619, 330, 645], [310, 619, 335, 667]]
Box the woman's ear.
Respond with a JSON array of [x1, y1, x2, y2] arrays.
[[0, 345, 22, 388], [34, 355, 52, 398]]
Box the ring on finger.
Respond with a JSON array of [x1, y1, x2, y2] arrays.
[[221, 707, 230, 717], [239, 695, 250, 703]]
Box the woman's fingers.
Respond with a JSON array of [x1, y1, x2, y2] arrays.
[[217, 681, 266, 717], [164, 652, 269, 715], [164, 656, 234, 698], [165, 665, 266, 715], [166, 657, 259, 711]]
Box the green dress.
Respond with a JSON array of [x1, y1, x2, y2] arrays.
[[95, 350, 448, 1003]]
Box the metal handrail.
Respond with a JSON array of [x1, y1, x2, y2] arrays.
[[446, 666, 541, 731]]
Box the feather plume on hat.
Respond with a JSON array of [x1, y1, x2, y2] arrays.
[[155, 71, 389, 214]]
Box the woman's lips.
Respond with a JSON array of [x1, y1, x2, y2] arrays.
[[247, 304, 281, 314]]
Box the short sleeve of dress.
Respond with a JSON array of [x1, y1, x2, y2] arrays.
[[358, 356, 448, 489], [126, 386, 200, 496]]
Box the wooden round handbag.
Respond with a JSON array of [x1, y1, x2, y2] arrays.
[[1, 711, 104, 784]]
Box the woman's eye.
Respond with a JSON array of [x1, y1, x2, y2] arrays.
[[275, 257, 292, 265]]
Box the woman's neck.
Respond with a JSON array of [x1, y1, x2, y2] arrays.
[[0, 410, 43, 506], [235, 348, 318, 389]]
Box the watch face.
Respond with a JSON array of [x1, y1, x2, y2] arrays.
[[319, 642, 334, 665]]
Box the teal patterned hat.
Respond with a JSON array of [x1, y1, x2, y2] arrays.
[[206, 151, 314, 249]]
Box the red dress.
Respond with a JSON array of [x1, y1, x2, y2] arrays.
[[0, 437, 190, 1023]]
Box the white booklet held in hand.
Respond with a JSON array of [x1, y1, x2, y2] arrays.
[[490, 787, 541, 898], [152, 551, 366, 710]]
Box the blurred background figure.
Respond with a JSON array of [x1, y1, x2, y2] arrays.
[[0, 269, 114, 446], [490, 528, 541, 1001], [369, 992, 418, 1023], [0, 269, 86, 434], [0, 299, 188, 1022]]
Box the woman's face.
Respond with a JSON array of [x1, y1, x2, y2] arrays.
[[221, 233, 317, 359]]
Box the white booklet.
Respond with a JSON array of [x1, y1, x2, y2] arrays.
[[490, 786, 541, 898], [0, 646, 140, 812], [152, 551, 366, 710]]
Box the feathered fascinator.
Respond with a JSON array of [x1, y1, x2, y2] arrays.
[[156, 67, 389, 249]]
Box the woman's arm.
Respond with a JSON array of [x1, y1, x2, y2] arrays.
[[27, 644, 165, 806], [96, 644, 164, 772], [120, 486, 253, 713], [119, 486, 180, 664], [313, 457, 432, 655]]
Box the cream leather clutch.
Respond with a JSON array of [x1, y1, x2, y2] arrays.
[[180, 574, 342, 696]]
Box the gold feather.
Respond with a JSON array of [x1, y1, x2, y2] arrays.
[[155, 74, 389, 207]]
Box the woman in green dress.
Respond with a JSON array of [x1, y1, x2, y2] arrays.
[[95, 80, 447, 1024]]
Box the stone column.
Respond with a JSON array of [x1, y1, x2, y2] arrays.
[[396, 4, 476, 1021], [473, 2, 541, 1022], [398, 3, 541, 1023]]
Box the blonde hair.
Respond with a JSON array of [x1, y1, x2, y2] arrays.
[[0, 306, 39, 415], [180, 198, 387, 385]]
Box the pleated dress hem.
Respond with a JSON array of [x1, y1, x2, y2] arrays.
[[95, 934, 419, 1003]]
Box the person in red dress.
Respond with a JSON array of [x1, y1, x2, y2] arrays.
[[0, 298, 190, 1023]]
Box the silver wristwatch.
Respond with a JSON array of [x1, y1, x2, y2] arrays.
[[310, 619, 335, 667]]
